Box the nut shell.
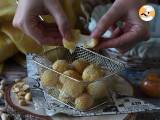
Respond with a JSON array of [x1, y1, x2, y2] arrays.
[[17, 91, 26, 96], [25, 92, 32, 101], [16, 95, 24, 100], [19, 100, 28, 106], [12, 87, 20, 93], [22, 85, 30, 92]]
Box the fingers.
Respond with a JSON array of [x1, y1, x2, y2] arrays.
[[91, 1, 125, 39], [111, 27, 123, 38], [13, 0, 62, 45], [26, 17, 62, 45], [92, 0, 149, 52], [95, 18, 149, 52], [44, 0, 72, 40], [13, 0, 72, 45], [95, 25, 145, 51]]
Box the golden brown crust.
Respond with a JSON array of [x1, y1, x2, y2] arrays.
[[75, 93, 94, 110], [72, 59, 89, 74], [52, 60, 70, 73], [41, 70, 59, 87], [82, 64, 105, 82]]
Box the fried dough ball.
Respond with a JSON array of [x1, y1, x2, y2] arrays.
[[52, 60, 70, 73], [41, 70, 58, 87], [87, 81, 109, 99], [61, 80, 84, 98], [72, 59, 89, 74], [58, 90, 74, 103], [63, 30, 98, 53], [84, 38, 98, 48], [19, 99, 28, 106], [59, 70, 82, 84], [75, 93, 94, 110], [63, 39, 77, 53], [82, 64, 105, 82], [63, 30, 80, 53]]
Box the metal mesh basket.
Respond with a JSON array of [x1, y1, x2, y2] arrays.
[[32, 46, 125, 111]]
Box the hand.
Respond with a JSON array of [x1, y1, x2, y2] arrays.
[[91, 0, 149, 52], [13, 0, 71, 45]]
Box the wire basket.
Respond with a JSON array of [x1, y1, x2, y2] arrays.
[[32, 46, 125, 111]]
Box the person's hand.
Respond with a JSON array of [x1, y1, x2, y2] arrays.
[[13, 0, 71, 45], [90, 0, 149, 52]]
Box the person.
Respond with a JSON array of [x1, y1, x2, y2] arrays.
[[13, 0, 149, 52]]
